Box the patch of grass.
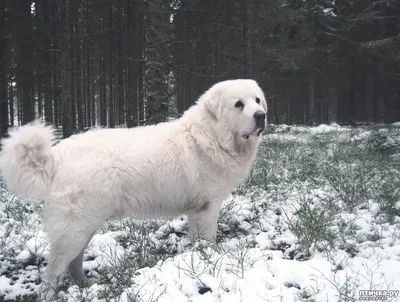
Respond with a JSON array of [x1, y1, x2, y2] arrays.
[[94, 220, 175, 301], [0, 192, 45, 299], [364, 127, 400, 155], [322, 159, 375, 210], [372, 170, 400, 224], [283, 195, 337, 258]]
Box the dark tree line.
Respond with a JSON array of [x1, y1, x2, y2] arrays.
[[0, 0, 399, 138]]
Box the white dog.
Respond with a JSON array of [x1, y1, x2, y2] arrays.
[[0, 79, 267, 299]]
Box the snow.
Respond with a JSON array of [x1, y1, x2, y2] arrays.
[[323, 8, 337, 17], [1, 124, 400, 301]]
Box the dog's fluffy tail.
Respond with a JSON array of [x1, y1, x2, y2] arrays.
[[0, 120, 56, 200]]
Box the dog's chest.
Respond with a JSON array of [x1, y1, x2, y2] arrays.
[[197, 155, 252, 193]]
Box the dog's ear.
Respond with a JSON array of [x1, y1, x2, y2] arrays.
[[261, 99, 267, 114], [204, 98, 222, 120], [198, 86, 223, 120], [259, 92, 268, 114]]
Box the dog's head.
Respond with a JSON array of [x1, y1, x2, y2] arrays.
[[199, 79, 267, 142]]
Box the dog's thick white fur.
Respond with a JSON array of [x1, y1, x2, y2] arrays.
[[0, 79, 267, 299]]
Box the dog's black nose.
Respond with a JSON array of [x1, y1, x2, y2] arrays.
[[254, 111, 266, 122]]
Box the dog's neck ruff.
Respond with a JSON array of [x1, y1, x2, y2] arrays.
[[181, 104, 259, 165]]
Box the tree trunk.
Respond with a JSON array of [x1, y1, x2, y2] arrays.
[[242, 0, 254, 77], [99, 17, 107, 126], [126, 0, 138, 127], [108, 0, 115, 128], [9, 82, 14, 127], [117, 0, 124, 126], [308, 74, 315, 125], [70, 22, 76, 131], [138, 1, 146, 124], [85, 0, 93, 127], [42, 4, 54, 126], [60, 0, 73, 138], [75, 13, 83, 130], [18, 1, 35, 124], [0, 1, 8, 137]]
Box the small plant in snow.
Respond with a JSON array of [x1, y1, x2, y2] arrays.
[[283, 196, 336, 258], [364, 127, 400, 155], [372, 170, 400, 224], [322, 158, 378, 210], [311, 267, 359, 302], [222, 239, 259, 279]]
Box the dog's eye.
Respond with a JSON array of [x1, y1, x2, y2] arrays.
[[235, 101, 244, 109], [255, 97, 261, 104]]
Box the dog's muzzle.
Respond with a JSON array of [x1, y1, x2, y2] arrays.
[[254, 111, 266, 129], [242, 111, 266, 139], [255, 110, 266, 137]]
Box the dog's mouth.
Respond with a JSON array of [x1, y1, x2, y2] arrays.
[[242, 127, 265, 139]]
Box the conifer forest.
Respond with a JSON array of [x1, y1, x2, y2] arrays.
[[0, 0, 399, 138]]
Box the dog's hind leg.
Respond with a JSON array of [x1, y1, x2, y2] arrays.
[[68, 232, 96, 283], [187, 200, 222, 242], [40, 226, 97, 300]]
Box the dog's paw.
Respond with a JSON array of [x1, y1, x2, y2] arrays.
[[38, 283, 58, 301], [85, 276, 100, 287], [73, 275, 100, 288]]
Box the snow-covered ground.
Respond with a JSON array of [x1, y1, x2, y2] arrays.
[[1, 123, 400, 302]]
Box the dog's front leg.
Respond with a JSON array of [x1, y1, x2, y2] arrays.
[[187, 200, 222, 242]]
